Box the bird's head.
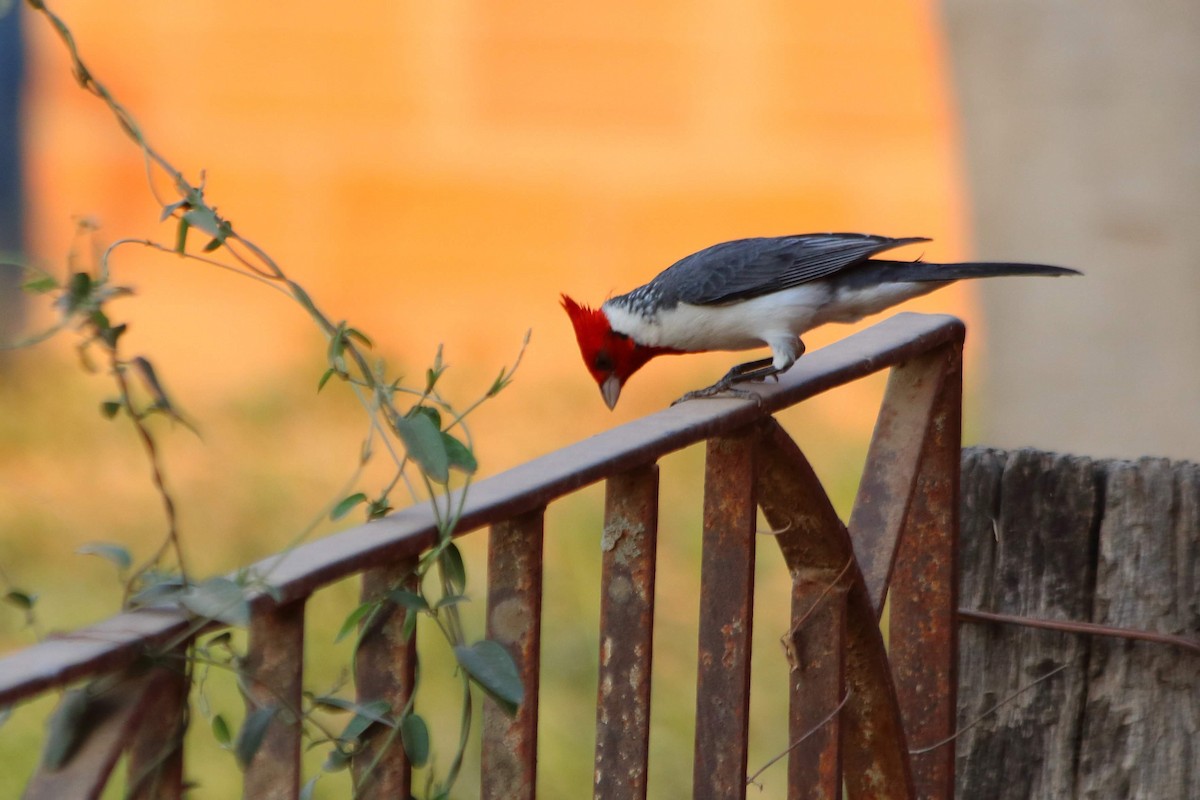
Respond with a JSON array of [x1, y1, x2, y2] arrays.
[[561, 294, 659, 410]]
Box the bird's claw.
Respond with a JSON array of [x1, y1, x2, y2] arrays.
[[672, 382, 764, 407]]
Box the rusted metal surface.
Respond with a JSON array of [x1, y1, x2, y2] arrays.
[[848, 349, 950, 617], [353, 557, 419, 799], [25, 670, 177, 800], [126, 657, 188, 800], [756, 420, 916, 800], [482, 509, 545, 800], [693, 430, 758, 800], [0, 314, 964, 709], [0, 313, 974, 800], [0, 609, 194, 708], [887, 344, 962, 800], [594, 464, 660, 800], [242, 599, 306, 800], [245, 313, 966, 607], [787, 579, 847, 800]]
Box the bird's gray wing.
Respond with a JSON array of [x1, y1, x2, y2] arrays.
[[654, 233, 930, 306]]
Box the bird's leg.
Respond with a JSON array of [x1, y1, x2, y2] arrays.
[[720, 357, 781, 385], [672, 359, 780, 405], [673, 340, 807, 406]]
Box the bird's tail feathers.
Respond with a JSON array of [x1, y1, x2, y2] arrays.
[[868, 259, 1080, 283]]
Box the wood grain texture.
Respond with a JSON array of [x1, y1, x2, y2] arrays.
[[1075, 458, 1200, 799], [957, 448, 1199, 800], [957, 448, 1100, 800]]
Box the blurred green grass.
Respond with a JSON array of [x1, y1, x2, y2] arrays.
[[0, 348, 884, 799]]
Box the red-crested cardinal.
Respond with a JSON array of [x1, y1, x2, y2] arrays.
[[562, 232, 1078, 409]]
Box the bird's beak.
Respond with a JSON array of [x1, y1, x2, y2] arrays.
[[600, 374, 622, 410]]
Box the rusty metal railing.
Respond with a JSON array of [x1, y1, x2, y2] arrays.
[[0, 311, 965, 800]]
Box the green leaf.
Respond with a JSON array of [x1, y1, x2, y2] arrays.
[[400, 713, 430, 768], [337, 699, 391, 744], [76, 542, 132, 572], [317, 697, 393, 729], [128, 573, 186, 607], [130, 357, 174, 415], [22, 275, 57, 294], [345, 327, 372, 348], [99, 399, 122, 420], [409, 405, 441, 431], [330, 493, 367, 522], [97, 321, 126, 348], [334, 602, 375, 644], [435, 593, 469, 611], [316, 367, 338, 392], [61, 271, 92, 313], [442, 433, 478, 475], [182, 205, 227, 239], [235, 706, 277, 768], [211, 714, 232, 747], [387, 589, 429, 613], [3, 590, 36, 611], [174, 217, 190, 253], [401, 608, 417, 642], [41, 687, 92, 770], [180, 577, 250, 626], [202, 237, 223, 253], [300, 776, 320, 800], [393, 412, 449, 483], [454, 640, 524, 716], [425, 345, 444, 392], [323, 746, 351, 773], [440, 544, 466, 594], [327, 321, 348, 366], [487, 367, 509, 397], [159, 198, 187, 222]]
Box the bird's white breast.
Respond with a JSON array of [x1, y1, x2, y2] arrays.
[[603, 279, 942, 352], [604, 284, 831, 352]]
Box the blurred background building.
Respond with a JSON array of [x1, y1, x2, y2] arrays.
[[3, 1, 1194, 461], [943, 0, 1200, 460]]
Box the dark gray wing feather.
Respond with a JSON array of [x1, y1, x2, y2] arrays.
[[648, 233, 930, 307]]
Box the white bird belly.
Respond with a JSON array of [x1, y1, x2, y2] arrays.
[[604, 280, 945, 352], [605, 285, 832, 352]]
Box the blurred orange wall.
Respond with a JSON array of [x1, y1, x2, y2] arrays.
[[22, 0, 973, 470]]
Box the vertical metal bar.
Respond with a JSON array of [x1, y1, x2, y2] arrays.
[[787, 579, 846, 800], [755, 419, 916, 799], [127, 656, 188, 800], [243, 599, 306, 800], [25, 674, 160, 800], [594, 464, 660, 800], [847, 351, 948, 617], [482, 509, 545, 800], [353, 557, 419, 799], [693, 430, 757, 800], [888, 343, 962, 800]]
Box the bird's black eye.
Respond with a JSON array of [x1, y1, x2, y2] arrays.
[[593, 352, 614, 372]]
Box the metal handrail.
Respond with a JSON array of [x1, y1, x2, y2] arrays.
[[2, 311, 967, 800], [0, 312, 962, 707]]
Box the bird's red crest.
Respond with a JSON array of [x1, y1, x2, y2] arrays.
[[561, 294, 617, 381], [560, 295, 609, 352], [561, 293, 670, 408]]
